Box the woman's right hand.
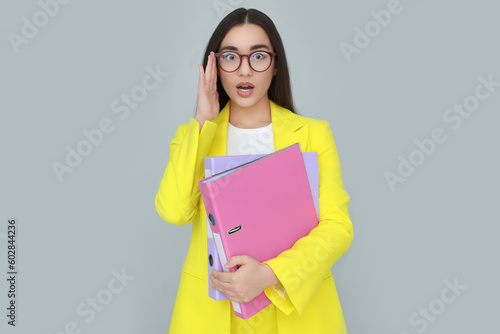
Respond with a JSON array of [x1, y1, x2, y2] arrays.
[[194, 51, 220, 128]]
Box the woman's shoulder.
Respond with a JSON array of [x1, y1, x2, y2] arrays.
[[272, 101, 331, 130], [296, 113, 330, 128]]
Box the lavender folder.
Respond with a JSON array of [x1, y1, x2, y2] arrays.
[[204, 152, 319, 301]]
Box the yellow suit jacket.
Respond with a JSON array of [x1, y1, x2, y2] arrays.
[[155, 100, 353, 333]]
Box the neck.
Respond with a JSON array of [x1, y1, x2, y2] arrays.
[[229, 97, 272, 129]]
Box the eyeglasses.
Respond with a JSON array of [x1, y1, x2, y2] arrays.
[[214, 50, 277, 73]]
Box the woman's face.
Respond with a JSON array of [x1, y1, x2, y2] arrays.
[[217, 24, 277, 111]]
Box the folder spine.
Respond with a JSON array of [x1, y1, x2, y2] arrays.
[[205, 160, 228, 301], [201, 178, 245, 316], [201, 183, 222, 236], [201, 182, 233, 271]]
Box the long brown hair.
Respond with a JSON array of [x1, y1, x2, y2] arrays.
[[201, 8, 298, 114]]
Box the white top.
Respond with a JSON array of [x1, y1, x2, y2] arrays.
[[226, 122, 274, 155]]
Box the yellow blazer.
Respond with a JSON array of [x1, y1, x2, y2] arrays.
[[155, 100, 353, 333]]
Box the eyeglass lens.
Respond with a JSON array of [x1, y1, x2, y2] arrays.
[[218, 52, 272, 72]]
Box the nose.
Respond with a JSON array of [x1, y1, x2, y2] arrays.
[[237, 55, 253, 76]]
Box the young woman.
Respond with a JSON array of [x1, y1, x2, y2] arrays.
[[154, 8, 353, 334]]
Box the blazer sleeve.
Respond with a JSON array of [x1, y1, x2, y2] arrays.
[[154, 118, 218, 225], [263, 119, 354, 315]]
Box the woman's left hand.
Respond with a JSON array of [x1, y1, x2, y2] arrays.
[[210, 255, 279, 303]]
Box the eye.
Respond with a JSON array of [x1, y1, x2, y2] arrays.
[[251, 52, 267, 60], [222, 52, 239, 61]]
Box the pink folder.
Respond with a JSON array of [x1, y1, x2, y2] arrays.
[[204, 152, 319, 301], [198, 143, 318, 319]]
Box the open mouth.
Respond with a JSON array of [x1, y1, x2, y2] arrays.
[[236, 82, 254, 97], [237, 84, 254, 92]]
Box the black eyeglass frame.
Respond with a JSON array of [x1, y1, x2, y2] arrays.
[[214, 50, 277, 73]]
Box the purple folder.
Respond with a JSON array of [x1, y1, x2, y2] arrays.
[[204, 152, 319, 301]]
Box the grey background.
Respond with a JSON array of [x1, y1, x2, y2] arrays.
[[1, 0, 498, 333]]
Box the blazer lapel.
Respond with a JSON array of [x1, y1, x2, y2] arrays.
[[207, 100, 309, 156], [270, 100, 309, 152]]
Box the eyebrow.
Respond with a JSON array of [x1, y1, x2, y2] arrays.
[[219, 44, 271, 52]]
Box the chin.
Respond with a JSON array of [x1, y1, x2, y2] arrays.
[[229, 94, 266, 110], [231, 99, 257, 109]]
